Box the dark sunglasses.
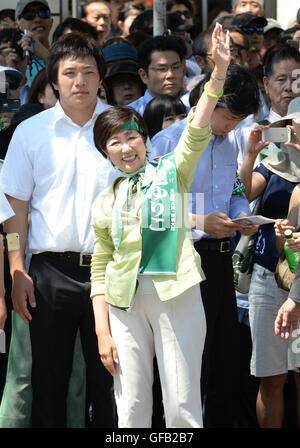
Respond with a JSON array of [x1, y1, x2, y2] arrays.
[[20, 9, 51, 20], [241, 26, 264, 35], [181, 10, 192, 19]]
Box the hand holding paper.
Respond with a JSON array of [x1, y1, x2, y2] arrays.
[[232, 215, 276, 226]]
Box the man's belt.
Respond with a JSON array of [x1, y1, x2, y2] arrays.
[[195, 238, 231, 253], [42, 251, 92, 267]]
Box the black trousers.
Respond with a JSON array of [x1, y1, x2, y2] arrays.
[[195, 240, 239, 428], [28, 253, 116, 428]]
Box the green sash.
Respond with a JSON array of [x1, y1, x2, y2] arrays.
[[139, 152, 178, 275]]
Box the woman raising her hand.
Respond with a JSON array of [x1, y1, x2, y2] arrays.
[[90, 23, 231, 428]]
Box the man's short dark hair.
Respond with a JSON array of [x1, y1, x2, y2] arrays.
[[0, 8, 15, 21], [190, 63, 260, 117], [52, 17, 98, 43], [137, 35, 186, 70], [192, 30, 213, 57], [46, 33, 106, 94], [166, 0, 193, 12], [129, 8, 153, 35], [263, 44, 300, 79]]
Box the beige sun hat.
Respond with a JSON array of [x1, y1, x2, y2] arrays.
[[261, 98, 300, 182]]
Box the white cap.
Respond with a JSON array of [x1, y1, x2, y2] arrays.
[[0, 66, 23, 87], [264, 18, 283, 33]]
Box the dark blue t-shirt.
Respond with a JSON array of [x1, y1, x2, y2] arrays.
[[253, 164, 298, 272]]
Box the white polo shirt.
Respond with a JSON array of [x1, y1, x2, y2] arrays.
[[0, 99, 117, 254]]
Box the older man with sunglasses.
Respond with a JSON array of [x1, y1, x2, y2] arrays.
[[16, 0, 53, 65]]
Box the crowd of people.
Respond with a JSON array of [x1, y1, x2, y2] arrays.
[[0, 0, 300, 429]]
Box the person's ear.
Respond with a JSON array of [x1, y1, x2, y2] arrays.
[[194, 55, 207, 72], [138, 68, 148, 86], [37, 91, 45, 105], [263, 76, 269, 95], [117, 20, 124, 32]]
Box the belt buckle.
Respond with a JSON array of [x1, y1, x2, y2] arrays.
[[220, 241, 230, 253], [79, 253, 91, 267]]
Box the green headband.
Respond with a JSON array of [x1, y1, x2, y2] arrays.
[[102, 120, 143, 147], [111, 120, 144, 137]]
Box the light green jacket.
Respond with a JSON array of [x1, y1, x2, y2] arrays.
[[90, 117, 211, 308]]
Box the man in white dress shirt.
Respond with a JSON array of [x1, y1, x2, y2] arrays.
[[1, 33, 117, 428]]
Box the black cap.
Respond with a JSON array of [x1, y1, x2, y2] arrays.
[[105, 61, 141, 81], [104, 61, 144, 92], [166, 12, 196, 33], [232, 13, 267, 28]]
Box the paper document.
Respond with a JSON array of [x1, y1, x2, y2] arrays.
[[232, 215, 276, 226]]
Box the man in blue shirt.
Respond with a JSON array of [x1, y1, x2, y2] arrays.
[[128, 35, 186, 116], [151, 63, 260, 427]]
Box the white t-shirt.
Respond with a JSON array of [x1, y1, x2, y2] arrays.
[[0, 99, 118, 254]]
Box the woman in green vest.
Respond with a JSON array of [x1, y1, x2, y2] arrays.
[[91, 23, 231, 428]]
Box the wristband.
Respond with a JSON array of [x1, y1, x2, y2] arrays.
[[211, 74, 226, 82], [1, 233, 20, 252], [204, 82, 223, 99]]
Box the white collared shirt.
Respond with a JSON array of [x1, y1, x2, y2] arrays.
[[1, 99, 118, 254]]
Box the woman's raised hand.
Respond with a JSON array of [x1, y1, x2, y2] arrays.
[[211, 22, 231, 75]]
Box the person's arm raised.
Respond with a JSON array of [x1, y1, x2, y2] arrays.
[[191, 23, 230, 129]]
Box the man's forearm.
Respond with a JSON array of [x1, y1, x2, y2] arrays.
[[3, 196, 29, 276]]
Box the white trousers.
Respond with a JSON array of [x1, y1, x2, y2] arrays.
[[109, 276, 206, 428]]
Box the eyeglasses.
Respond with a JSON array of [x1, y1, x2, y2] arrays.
[[148, 63, 183, 74], [20, 9, 51, 20], [241, 26, 264, 35], [180, 10, 192, 19]]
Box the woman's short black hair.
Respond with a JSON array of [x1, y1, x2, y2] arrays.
[[143, 95, 187, 139], [46, 33, 106, 95], [189, 63, 260, 118], [93, 106, 148, 158], [263, 44, 300, 79]]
